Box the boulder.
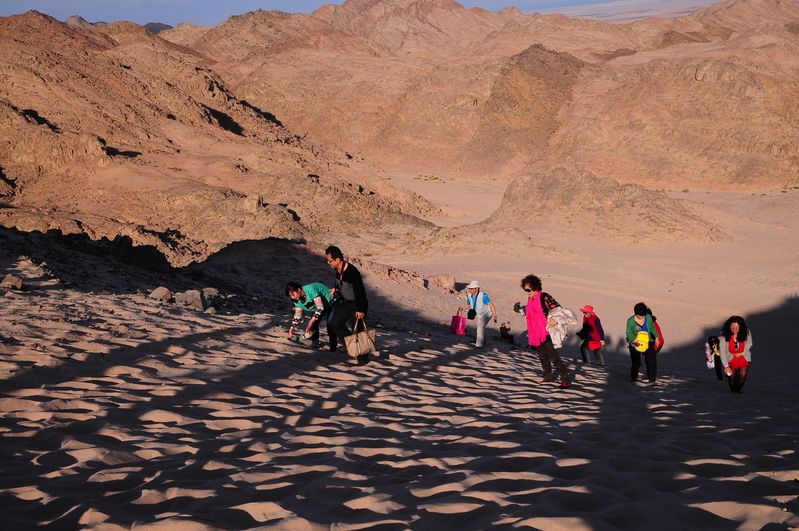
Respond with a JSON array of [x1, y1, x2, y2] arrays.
[[174, 289, 206, 310], [428, 274, 455, 292], [202, 287, 220, 301], [0, 275, 23, 290], [149, 286, 173, 302]]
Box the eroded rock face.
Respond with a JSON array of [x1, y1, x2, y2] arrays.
[[0, 10, 437, 266]]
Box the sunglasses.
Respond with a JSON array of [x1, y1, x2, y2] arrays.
[[523, 288, 532, 292]]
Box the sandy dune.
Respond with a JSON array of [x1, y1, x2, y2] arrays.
[[2, 184, 799, 529]]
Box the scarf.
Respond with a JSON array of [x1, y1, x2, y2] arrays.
[[526, 292, 549, 347]]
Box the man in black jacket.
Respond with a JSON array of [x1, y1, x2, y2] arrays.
[[325, 245, 369, 364]]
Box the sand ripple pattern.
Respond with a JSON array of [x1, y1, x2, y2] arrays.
[[1, 289, 799, 529]]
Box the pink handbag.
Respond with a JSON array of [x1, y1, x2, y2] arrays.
[[450, 309, 466, 336]]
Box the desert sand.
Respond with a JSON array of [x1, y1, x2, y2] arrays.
[[2, 0, 799, 529]]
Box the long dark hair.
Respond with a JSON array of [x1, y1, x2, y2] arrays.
[[721, 315, 749, 342]]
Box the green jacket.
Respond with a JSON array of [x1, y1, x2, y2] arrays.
[[626, 314, 660, 345], [294, 282, 332, 313]]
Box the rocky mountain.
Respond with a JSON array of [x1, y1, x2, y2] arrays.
[[3, 0, 798, 265], [313, 0, 521, 55], [155, 0, 799, 190], [144, 22, 173, 34], [0, 11, 435, 265]]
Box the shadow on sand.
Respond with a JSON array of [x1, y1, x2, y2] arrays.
[[1, 226, 798, 529]]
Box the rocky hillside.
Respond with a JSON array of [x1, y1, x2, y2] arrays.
[[0, 11, 436, 265], [155, 0, 799, 189]]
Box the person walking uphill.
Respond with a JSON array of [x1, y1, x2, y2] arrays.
[[325, 245, 369, 364], [285, 281, 333, 349], [719, 315, 753, 393], [517, 274, 570, 388], [578, 305, 605, 366], [626, 302, 661, 384], [460, 281, 497, 348]]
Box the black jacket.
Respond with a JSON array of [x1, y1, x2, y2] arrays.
[[336, 262, 368, 314]]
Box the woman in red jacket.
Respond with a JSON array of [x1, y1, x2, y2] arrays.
[[578, 305, 605, 366]]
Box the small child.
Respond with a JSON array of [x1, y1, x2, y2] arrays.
[[705, 336, 723, 380], [499, 322, 514, 344]]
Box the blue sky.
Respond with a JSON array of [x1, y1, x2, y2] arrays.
[[0, 0, 647, 26]]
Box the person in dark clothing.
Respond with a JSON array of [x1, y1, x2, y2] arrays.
[[325, 245, 369, 364], [705, 335, 724, 381], [626, 302, 661, 384]]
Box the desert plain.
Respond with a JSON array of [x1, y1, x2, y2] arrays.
[[1, 0, 799, 529]]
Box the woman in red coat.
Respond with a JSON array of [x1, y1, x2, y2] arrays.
[[578, 305, 606, 366]]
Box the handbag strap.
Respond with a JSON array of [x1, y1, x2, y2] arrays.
[[470, 290, 480, 311], [354, 317, 368, 332]]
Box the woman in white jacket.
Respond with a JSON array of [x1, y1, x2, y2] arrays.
[[460, 280, 497, 348], [719, 315, 753, 393]]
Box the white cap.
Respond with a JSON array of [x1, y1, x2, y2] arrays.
[[466, 280, 480, 289]]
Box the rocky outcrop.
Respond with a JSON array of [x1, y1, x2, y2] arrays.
[[1, 275, 23, 290], [465, 45, 585, 174], [0, 10, 436, 266], [483, 167, 727, 242]]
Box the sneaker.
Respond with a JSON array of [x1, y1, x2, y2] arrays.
[[541, 375, 555, 383], [356, 354, 370, 366], [559, 380, 571, 388]]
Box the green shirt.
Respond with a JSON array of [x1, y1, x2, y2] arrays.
[[294, 282, 332, 313]]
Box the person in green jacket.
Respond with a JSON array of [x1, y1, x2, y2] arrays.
[[626, 302, 661, 384], [285, 281, 333, 349]]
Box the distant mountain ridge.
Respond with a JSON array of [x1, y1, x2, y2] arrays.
[[155, 0, 799, 188]]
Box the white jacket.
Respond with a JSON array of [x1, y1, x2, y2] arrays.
[[547, 306, 578, 349]]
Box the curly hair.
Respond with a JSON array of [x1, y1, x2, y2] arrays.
[[520, 274, 542, 291], [721, 315, 749, 342]]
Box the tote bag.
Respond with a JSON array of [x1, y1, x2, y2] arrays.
[[450, 309, 466, 336], [345, 318, 377, 359]]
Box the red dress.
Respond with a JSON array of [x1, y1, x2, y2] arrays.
[[728, 338, 749, 369]]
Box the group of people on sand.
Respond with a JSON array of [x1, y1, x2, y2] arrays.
[[461, 275, 753, 393], [284, 248, 753, 391], [284, 245, 371, 365], [457, 275, 581, 388]]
